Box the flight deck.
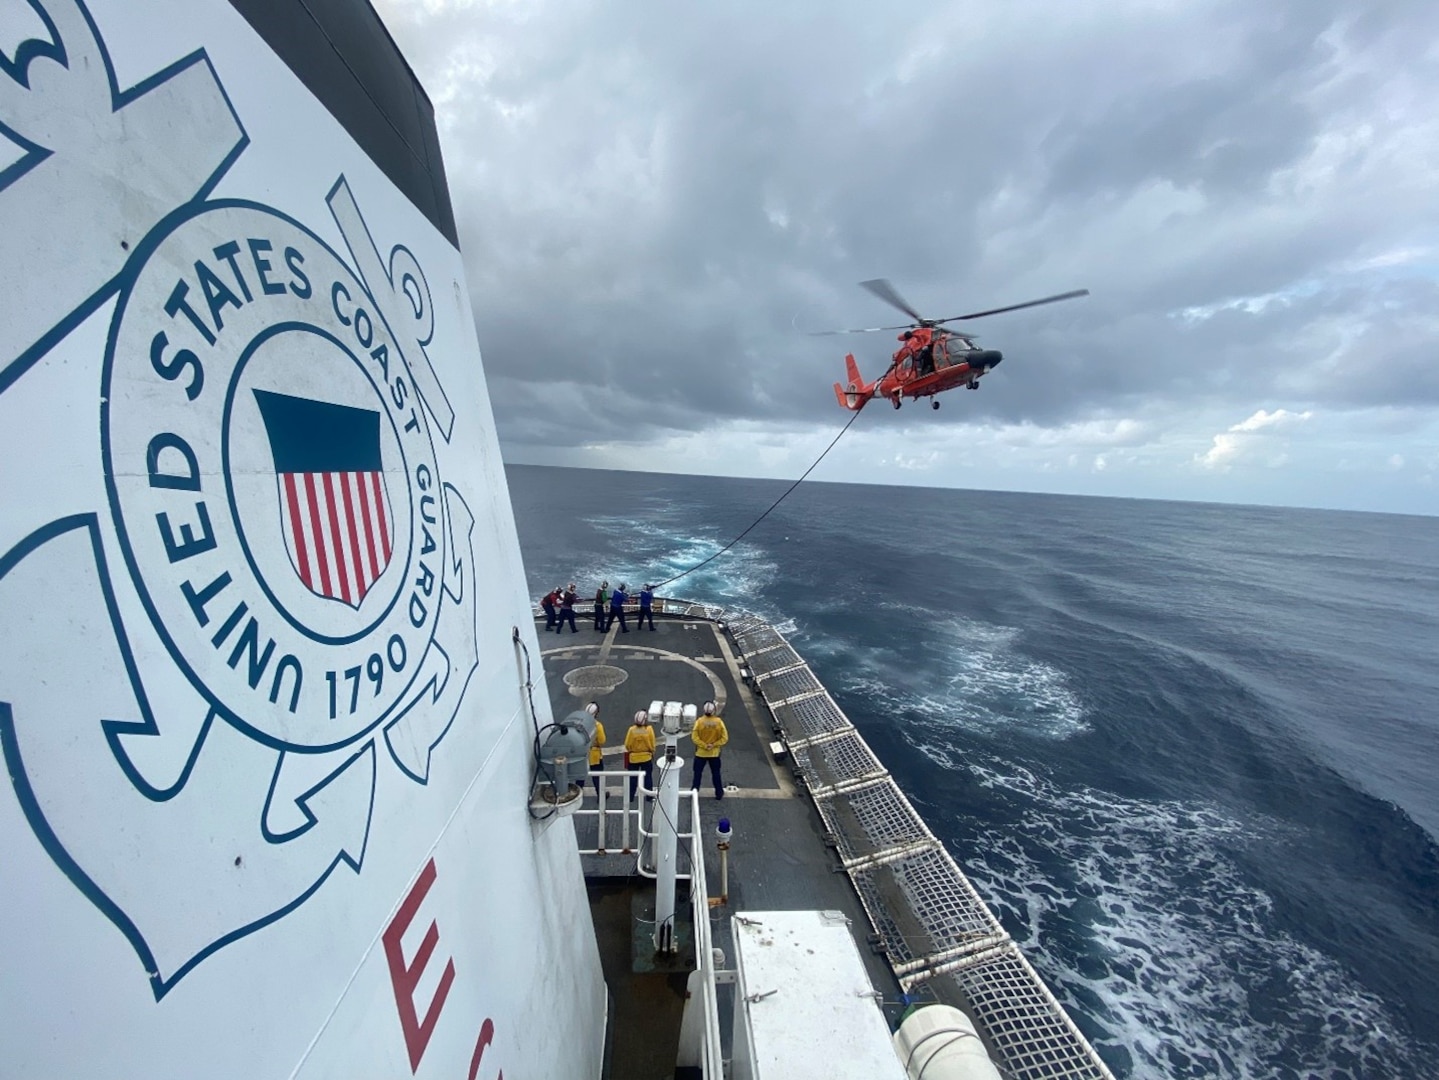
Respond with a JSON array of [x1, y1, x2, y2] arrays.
[[537, 599, 1112, 1080]]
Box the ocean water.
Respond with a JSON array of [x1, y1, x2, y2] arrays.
[[507, 464, 1439, 1079]]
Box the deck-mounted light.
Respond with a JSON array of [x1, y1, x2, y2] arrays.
[[532, 709, 593, 818]]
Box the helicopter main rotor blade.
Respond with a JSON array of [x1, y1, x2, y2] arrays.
[[934, 289, 1090, 324], [808, 322, 914, 337], [859, 278, 926, 324]]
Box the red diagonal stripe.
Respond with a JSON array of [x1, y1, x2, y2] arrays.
[[322, 472, 353, 605], [304, 472, 333, 598], [282, 473, 313, 589], [357, 467, 381, 584], [340, 471, 367, 601]]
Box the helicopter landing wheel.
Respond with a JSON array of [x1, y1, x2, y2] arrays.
[[931, 400, 940, 410], [892, 396, 901, 410]]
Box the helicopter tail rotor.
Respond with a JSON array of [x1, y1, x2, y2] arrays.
[[833, 352, 875, 411]]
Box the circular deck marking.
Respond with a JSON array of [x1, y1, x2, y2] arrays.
[[563, 665, 629, 696], [544, 644, 726, 710]]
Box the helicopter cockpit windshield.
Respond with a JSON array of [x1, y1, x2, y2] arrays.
[[934, 333, 978, 367]]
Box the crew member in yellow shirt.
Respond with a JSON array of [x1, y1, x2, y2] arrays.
[[585, 701, 605, 796], [623, 710, 655, 798], [691, 701, 728, 800]]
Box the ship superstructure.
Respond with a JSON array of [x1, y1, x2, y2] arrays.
[[0, 2, 601, 1076]]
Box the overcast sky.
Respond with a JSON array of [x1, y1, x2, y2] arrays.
[[376, 0, 1439, 516]]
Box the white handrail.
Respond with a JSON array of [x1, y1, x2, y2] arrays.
[[574, 776, 722, 1077], [574, 771, 642, 854], [680, 787, 723, 1080]]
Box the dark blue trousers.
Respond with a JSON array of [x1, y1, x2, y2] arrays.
[[692, 756, 722, 798], [629, 759, 653, 799]]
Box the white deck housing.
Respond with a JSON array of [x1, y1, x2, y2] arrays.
[[730, 910, 907, 1080]]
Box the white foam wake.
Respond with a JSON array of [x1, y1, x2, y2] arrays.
[[811, 610, 1088, 741], [570, 509, 785, 623], [954, 761, 1420, 1077]]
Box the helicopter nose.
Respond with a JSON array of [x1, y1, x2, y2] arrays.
[[975, 350, 1002, 370]]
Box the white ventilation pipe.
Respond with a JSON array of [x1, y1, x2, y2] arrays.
[[892, 1004, 1002, 1080], [652, 705, 684, 954]]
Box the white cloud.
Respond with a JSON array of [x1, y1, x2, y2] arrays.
[[994, 417, 1152, 450], [1198, 432, 1242, 469], [1347, 246, 1436, 272], [764, 205, 790, 230], [1231, 407, 1313, 433], [1198, 408, 1314, 469], [889, 450, 942, 471], [376, 0, 1439, 515]]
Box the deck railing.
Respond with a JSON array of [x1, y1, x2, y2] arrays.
[[574, 773, 724, 1079], [704, 602, 1116, 1080]]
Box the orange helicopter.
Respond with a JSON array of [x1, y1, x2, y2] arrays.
[[819, 279, 1089, 411]]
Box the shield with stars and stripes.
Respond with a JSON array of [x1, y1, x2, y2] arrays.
[[253, 389, 393, 608]]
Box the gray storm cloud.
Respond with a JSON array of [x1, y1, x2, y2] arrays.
[[376, 0, 1439, 511]]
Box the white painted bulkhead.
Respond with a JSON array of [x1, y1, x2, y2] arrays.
[[0, 2, 605, 1077]]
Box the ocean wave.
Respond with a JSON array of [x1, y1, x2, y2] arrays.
[[575, 514, 787, 623], [514, 466, 1439, 1077], [817, 612, 1088, 741], [952, 760, 1429, 1078]]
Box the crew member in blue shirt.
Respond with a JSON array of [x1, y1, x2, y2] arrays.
[[608, 583, 630, 633], [638, 584, 655, 630]]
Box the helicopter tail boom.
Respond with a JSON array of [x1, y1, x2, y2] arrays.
[[834, 353, 874, 411]]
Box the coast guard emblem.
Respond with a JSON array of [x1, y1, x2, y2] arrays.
[[102, 198, 455, 752], [0, 2, 481, 1001]]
